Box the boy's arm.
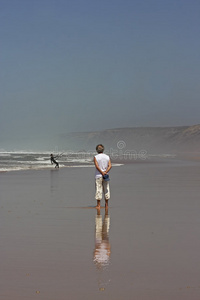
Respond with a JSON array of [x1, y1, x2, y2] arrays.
[[94, 157, 104, 175], [105, 159, 112, 174]]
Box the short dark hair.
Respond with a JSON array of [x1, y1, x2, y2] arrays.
[[96, 144, 104, 153]]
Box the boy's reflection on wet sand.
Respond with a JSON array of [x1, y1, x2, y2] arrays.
[[93, 208, 111, 290]]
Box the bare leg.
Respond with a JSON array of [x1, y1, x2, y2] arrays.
[[105, 199, 109, 209], [95, 200, 101, 209]]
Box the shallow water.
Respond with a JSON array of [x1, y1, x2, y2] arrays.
[[0, 160, 200, 299]]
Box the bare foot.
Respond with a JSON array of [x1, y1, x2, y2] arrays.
[[95, 200, 101, 209]]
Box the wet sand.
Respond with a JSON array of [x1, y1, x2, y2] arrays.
[[1, 159, 200, 300]]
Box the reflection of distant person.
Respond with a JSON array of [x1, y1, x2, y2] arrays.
[[94, 144, 112, 209], [50, 154, 59, 168], [93, 209, 111, 269]]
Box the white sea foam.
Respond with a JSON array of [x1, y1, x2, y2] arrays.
[[0, 167, 23, 172], [67, 158, 93, 163], [0, 153, 11, 157], [66, 165, 94, 168], [16, 160, 51, 165]]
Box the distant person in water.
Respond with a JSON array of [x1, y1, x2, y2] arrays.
[[50, 154, 59, 168], [94, 144, 112, 209]]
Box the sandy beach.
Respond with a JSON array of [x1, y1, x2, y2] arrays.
[[1, 158, 200, 300]]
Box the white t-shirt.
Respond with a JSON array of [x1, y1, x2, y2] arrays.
[[95, 153, 110, 178]]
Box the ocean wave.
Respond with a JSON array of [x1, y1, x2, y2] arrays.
[[0, 150, 124, 173], [66, 165, 94, 168], [0, 164, 65, 172], [66, 158, 93, 163], [0, 153, 11, 157], [16, 160, 51, 165]]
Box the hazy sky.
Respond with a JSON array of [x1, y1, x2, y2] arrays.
[[1, 0, 200, 142]]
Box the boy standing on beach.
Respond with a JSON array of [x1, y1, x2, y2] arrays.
[[94, 144, 112, 209]]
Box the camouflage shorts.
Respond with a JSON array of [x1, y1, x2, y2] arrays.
[[95, 177, 110, 200]]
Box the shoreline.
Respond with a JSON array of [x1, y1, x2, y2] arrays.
[[1, 149, 200, 174], [2, 151, 200, 174]]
